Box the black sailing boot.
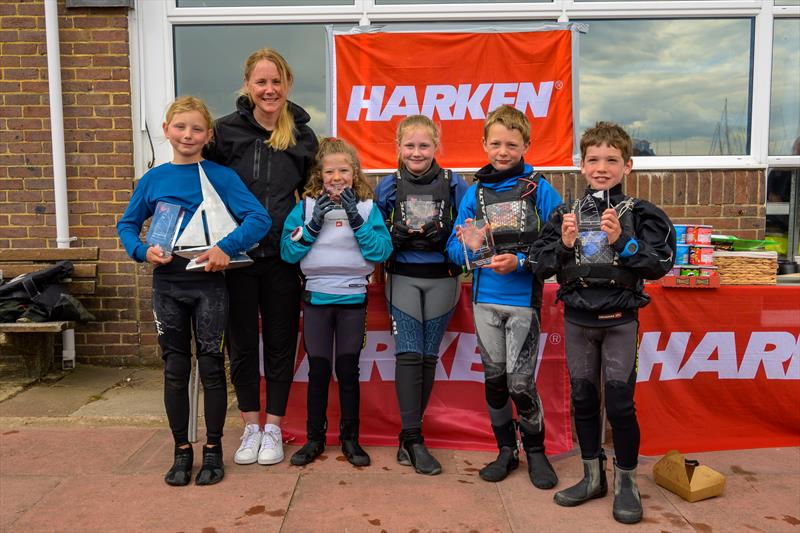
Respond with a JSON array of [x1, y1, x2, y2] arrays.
[[519, 423, 558, 489], [397, 428, 442, 475], [164, 444, 193, 486], [195, 444, 224, 486], [554, 449, 608, 506], [613, 460, 643, 524], [340, 420, 370, 467], [291, 420, 326, 466], [479, 420, 519, 482]]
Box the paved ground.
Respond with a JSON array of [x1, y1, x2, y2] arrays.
[[1, 365, 798, 533]]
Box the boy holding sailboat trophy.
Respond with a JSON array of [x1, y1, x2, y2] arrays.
[[117, 96, 270, 486]]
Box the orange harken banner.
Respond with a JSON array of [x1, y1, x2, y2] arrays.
[[333, 29, 575, 169]]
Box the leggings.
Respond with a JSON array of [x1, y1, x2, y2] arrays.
[[226, 257, 302, 417], [473, 302, 544, 438], [302, 302, 367, 439], [564, 319, 640, 468], [152, 271, 228, 446], [385, 274, 459, 432]]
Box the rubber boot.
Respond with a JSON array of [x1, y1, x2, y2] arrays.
[[340, 420, 370, 467], [479, 420, 519, 482], [554, 450, 608, 507], [195, 444, 224, 486], [291, 420, 326, 466], [613, 460, 643, 524], [519, 422, 558, 489], [164, 445, 193, 487], [397, 429, 442, 475]]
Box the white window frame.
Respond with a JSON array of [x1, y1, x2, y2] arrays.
[[130, 0, 800, 178]]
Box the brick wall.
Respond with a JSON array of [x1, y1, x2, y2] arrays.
[[0, 0, 155, 364], [544, 169, 766, 240], [0, 0, 767, 366]]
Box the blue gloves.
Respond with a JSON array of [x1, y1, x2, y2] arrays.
[[306, 194, 336, 238], [340, 187, 364, 230]]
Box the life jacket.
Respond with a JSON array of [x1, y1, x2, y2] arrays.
[[558, 196, 640, 290], [300, 198, 375, 295], [475, 173, 542, 255], [391, 168, 454, 253]]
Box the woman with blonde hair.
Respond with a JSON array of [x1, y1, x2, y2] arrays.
[[204, 48, 318, 467]]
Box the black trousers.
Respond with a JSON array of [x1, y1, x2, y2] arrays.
[[226, 256, 302, 417], [152, 268, 228, 446], [302, 302, 367, 438], [564, 319, 641, 468]]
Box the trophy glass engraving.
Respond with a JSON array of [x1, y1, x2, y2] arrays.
[[576, 191, 615, 264], [461, 219, 496, 270], [403, 194, 438, 230], [145, 201, 183, 256], [173, 163, 255, 271]]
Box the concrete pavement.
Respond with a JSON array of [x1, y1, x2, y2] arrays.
[[1, 365, 799, 533]]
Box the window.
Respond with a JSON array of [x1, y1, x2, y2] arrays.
[[173, 24, 329, 135], [769, 18, 800, 156], [578, 18, 753, 156]]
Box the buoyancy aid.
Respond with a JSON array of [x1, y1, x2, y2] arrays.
[[475, 173, 542, 255]]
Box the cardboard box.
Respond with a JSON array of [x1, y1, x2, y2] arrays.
[[653, 450, 726, 502]]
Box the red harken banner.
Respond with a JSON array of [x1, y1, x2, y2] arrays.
[[276, 285, 799, 455], [333, 30, 575, 169]]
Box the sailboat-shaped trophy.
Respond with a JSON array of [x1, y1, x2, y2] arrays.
[[172, 163, 255, 271]]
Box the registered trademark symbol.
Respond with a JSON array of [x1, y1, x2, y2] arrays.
[[555, 80, 564, 90], [549, 333, 562, 344]]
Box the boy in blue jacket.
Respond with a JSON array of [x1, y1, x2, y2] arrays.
[[446, 105, 562, 489]]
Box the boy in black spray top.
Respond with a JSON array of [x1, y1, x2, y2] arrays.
[[530, 122, 675, 524]]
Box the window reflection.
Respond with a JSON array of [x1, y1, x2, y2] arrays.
[[578, 18, 753, 156], [174, 19, 754, 158], [769, 19, 800, 156], [173, 24, 329, 135], [177, 0, 351, 6]]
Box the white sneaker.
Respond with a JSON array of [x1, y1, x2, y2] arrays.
[[258, 424, 285, 465], [234, 424, 262, 465]]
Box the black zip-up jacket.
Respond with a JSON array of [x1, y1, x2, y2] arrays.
[[530, 184, 676, 326], [204, 96, 318, 258]]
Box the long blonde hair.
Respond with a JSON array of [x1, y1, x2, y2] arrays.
[[303, 137, 374, 200], [240, 48, 296, 151]]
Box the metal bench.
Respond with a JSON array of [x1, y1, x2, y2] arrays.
[[0, 247, 99, 376]]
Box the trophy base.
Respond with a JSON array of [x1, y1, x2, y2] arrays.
[[175, 247, 254, 271]]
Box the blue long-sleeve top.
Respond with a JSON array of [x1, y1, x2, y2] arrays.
[[281, 199, 393, 305], [117, 160, 271, 263], [375, 169, 469, 265], [446, 163, 562, 307]]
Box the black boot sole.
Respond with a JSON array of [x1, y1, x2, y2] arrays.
[[613, 509, 643, 524], [553, 486, 607, 507]]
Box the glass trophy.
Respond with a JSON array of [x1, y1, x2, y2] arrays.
[[145, 201, 183, 256], [576, 192, 615, 264], [403, 194, 438, 230], [324, 183, 346, 204], [461, 219, 496, 270]]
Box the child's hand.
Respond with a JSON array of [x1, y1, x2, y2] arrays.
[[600, 208, 622, 244], [146, 245, 173, 267], [561, 213, 578, 249], [486, 253, 518, 275], [196, 245, 230, 272]]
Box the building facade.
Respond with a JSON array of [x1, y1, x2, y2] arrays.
[[0, 0, 798, 364]]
